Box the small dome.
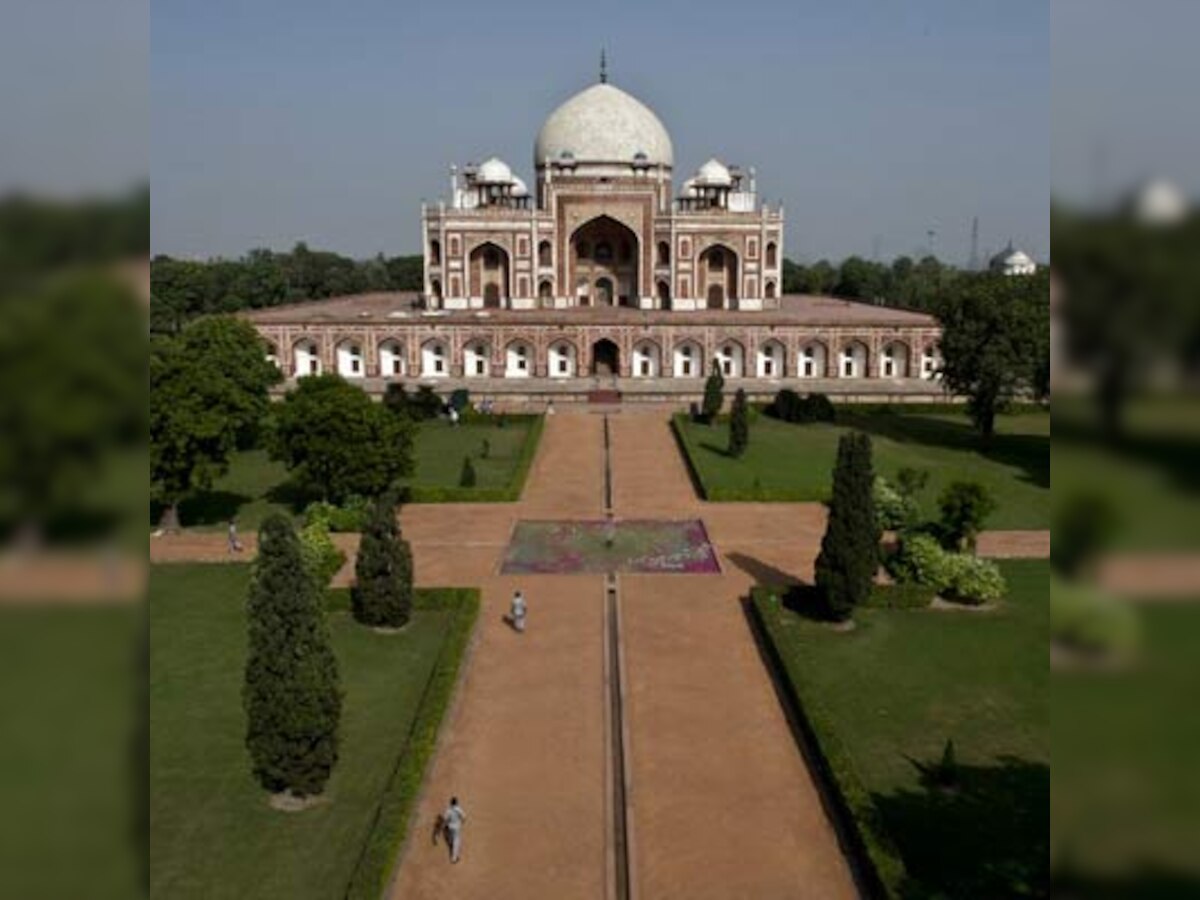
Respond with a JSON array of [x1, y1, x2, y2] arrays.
[[535, 83, 673, 168], [476, 157, 514, 184], [694, 158, 732, 186], [510, 176, 529, 197], [990, 242, 1037, 275], [1132, 177, 1188, 225], [680, 177, 698, 197]]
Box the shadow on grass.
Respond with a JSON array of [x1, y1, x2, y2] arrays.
[[698, 440, 735, 459], [873, 754, 1049, 899], [839, 410, 1050, 491], [1056, 414, 1200, 497], [174, 491, 252, 527]]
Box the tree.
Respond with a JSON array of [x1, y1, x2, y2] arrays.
[[269, 375, 414, 503], [936, 272, 1047, 444], [701, 361, 725, 422], [243, 514, 342, 798], [1, 273, 145, 541], [728, 388, 750, 457], [352, 496, 413, 628], [938, 481, 997, 552], [459, 455, 477, 487], [176, 316, 281, 446], [814, 432, 880, 621], [1052, 493, 1120, 580]]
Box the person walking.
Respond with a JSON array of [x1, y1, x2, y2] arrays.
[[227, 519, 243, 554], [509, 589, 527, 633], [440, 796, 467, 863]]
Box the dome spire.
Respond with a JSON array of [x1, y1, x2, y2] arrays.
[[599, 48, 607, 84]]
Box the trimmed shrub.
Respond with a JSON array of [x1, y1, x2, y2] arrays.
[[701, 361, 725, 422], [728, 388, 750, 458], [382, 382, 410, 419], [944, 554, 1007, 605], [865, 581, 937, 609], [304, 495, 371, 533], [1052, 492, 1121, 579], [805, 392, 836, 423], [298, 518, 346, 590], [770, 388, 803, 422], [814, 432, 880, 621], [244, 514, 342, 797], [459, 455, 477, 488], [769, 389, 836, 424], [351, 496, 413, 628]]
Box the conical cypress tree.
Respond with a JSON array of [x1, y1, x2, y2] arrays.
[[728, 388, 750, 457], [814, 432, 880, 621], [243, 513, 342, 797], [351, 496, 413, 628], [459, 455, 477, 488], [701, 361, 725, 422]]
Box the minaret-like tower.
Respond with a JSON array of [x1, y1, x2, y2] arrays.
[[599, 48, 607, 84]]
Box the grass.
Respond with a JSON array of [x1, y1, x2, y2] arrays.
[[1053, 602, 1200, 890], [675, 408, 1050, 529], [172, 414, 543, 529], [753, 560, 1049, 898], [150, 564, 476, 899]]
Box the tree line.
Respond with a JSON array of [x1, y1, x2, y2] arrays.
[[150, 244, 423, 335], [782, 254, 962, 311]]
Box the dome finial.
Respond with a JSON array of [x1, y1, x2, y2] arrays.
[[599, 48, 607, 84]]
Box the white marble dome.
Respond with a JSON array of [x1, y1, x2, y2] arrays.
[[510, 176, 529, 197], [535, 83, 673, 168], [476, 157, 514, 183], [694, 158, 732, 186]]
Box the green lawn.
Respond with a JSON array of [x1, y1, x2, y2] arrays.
[[172, 415, 542, 529], [150, 564, 457, 899], [676, 408, 1050, 529], [755, 560, 1049, 898], [1053, 603, 1200, 889]]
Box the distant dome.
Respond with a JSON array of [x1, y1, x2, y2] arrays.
[[1131, 177, 1188, 225], [510, 176, 529, 197], [535, 83, 673, 168], [680, 177, 698, 197], [694, 158, 732, 186], [990, 243, 1037, 276], [476, 157, 514, 183]]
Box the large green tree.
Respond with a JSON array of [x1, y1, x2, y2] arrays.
[[0, 272, 145, 540], [351, 496, 413, 628], [935, 271, 1048, 443], [150, 316, 279, 530], [269, 375, 414, 503], [814, 432, 880, 621], [244, 514, 342, 797]]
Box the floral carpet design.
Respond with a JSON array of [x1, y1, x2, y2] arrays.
[[501, 519, 721, 575]]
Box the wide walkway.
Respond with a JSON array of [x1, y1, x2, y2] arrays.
[[608, 411, 857, 898]]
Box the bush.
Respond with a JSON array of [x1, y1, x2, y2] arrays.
[[298, 518, 346, 590], [865, 581, 936, 609], [448, 388, 470, 413], [304, 496, 370, 533], [728, 388, 750, 457], [410, 385, 443, 421], [873, 477, 918, 531], [351, 496, 412, 628], [702, 361, 725, 422], [944, 554, 1007, 605], [1052, 492, 1121, 579], [938, 481, 996, 551], [382, 382, 410, 419], [888, 533, 953, 593], [769, 389, 836, 424], [814, 432, 880, 621]]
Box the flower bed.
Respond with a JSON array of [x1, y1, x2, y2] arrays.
[[501, 518, 721, 574]]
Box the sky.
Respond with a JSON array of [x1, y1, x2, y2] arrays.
[[145, 0, 1052, 265]]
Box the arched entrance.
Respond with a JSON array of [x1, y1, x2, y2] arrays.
[[592, 339, 620, 376], [706, 285, 724, 310], [469, 242, 509, 308], [571, 216, 639, 308], [699, 244, 738, 310]]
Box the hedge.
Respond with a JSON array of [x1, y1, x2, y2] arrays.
[[405, 414, 544, 504], [341, 587, 480, 900], [750, 588, 907, 898], [864, 581, 936, 610]]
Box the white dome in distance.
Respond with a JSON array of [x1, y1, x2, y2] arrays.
[[535, 83, 673, 168], [510, 176, 529, 197], [1132, 177, 1188, 225], [476, 157, 514, 184]]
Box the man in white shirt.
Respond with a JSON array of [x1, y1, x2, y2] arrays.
[[510, 590, 527, 633], [440, 796, 467, 863]]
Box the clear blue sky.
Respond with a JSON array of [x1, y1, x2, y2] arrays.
[[149, 0, 1049, 264]]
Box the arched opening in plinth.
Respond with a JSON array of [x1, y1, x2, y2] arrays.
[[469, 242, 509, 308], [592, 339, 620, 376]]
